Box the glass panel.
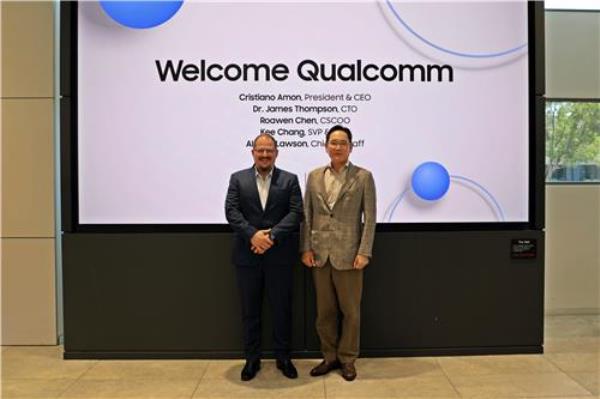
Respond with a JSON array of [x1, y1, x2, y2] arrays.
[[546, 101, 600, 183]]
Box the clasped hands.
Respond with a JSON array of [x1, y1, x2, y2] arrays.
[[251, 229, 274, 254], [252, 232, 370, 269], [301, 250, 370, 270]]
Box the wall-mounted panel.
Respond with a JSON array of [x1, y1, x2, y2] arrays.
[[0, 1, 54, 98], [545, 11, 600, 98], [63, 231, 544, 358], [1, 238, 56, 344], [545, 185, 600, 313], [1, 99, 54, 237]]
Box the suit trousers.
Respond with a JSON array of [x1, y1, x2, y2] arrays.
[[235, 262, 293, 362], [312, 261, 363, 364]]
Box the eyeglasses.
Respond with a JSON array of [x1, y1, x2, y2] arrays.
[[328, 140, 350, 148]]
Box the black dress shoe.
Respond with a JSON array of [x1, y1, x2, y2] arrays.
[[340, 362, 357, 381], [310, 359, 340, 377], [276, 358, 298, 379], [241, 359, 261, 381]]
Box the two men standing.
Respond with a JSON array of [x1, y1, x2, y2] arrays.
[[225, 126, 376, 382]]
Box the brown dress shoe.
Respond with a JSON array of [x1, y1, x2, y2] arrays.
[[310, 359, 340, 377], [341, 363, 357, 381]]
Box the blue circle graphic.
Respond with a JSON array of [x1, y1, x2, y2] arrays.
[[100, 1, 183, 29], [411, 162, 450, 201]]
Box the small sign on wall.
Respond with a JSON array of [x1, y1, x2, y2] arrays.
[[511, 239, 537, 259]]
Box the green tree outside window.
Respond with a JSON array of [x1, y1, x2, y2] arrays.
[[546, 102, 600, 182]]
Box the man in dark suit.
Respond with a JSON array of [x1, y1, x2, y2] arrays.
[[225, 133, 303, 381]]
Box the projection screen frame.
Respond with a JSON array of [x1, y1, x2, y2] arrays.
[[60, 1, 546, 233]]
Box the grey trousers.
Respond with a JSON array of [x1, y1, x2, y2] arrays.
[[312, 261, 363, 364]]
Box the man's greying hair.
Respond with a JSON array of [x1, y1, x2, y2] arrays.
[[253, 133, 278, 148], [326, 125, 353, 145]]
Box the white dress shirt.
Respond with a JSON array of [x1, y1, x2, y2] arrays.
[[324, 162, 349, 209], [255, 167, 273, 210]]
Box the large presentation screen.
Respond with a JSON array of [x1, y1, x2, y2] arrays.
[[77, 1, 530, 225]]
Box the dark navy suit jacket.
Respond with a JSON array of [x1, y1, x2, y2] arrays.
[[225, 166, 303, 266]]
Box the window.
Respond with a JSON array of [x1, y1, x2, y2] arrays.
[[546, 101, 600, 183], [545, 0, 600, 11]]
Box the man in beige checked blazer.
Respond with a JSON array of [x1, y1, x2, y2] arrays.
[[300, 125, 376, 382]]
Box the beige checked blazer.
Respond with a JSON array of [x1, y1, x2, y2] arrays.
[[300, 163, 376, 270]]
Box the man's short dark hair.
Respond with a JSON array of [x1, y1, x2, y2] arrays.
[[326, 125, 353, 145], [253, 133, 278, 148]]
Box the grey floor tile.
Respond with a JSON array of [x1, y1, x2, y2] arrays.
[[58, 378, 199, 398], [81, 360, 209, 380], [355, 357, 445, 380], [200, 359, 244, 380], [546, 316, 600, 339], [1, 346, 96, 379], [202, 359, 319, 381], [565, 371, 600, 396], [325, 378, 398, 398], [448, 372, 593, 397], [545, 337, 600, 354], [2, 314, 599, 398], [545, 353, 600, 373], [1, 378, 75, 398], [438, 354, 561, 379], [325, 374, 459, 398], [192, 376, 325, 398]]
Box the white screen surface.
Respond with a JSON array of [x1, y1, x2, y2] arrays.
[[77, 1, 529, 224]]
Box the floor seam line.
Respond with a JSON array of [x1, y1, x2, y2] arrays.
[[436, 357, 463, 398]]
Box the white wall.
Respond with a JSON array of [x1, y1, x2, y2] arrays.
[[545, 185, 600, 314]]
